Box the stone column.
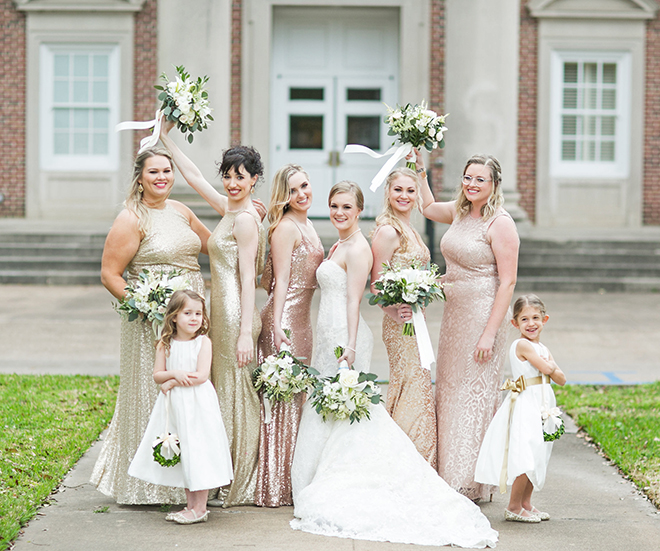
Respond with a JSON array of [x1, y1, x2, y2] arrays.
[[443, 0, 527, 223]]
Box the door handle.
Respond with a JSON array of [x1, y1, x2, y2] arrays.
[[328, 151, 340, 167]]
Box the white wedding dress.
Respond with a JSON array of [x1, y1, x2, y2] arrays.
[[290, 260, 498, 548]]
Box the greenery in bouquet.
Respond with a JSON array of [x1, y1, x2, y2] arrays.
[[152, 431, 181, 467], [368, 261, 445, 336], [155, 65, 213, 144], [253, 331, 314, 402], [385, 101, 448, 169], [307, 346, 382, 424], [542, 406, 565, 442], [113, 268, 190, 337]]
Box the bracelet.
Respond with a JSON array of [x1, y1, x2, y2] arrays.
[[416, 167, 426, 173], [345, 346, 356, 353], [416, 169, 427, 179]]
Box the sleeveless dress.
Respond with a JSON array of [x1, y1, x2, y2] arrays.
[[91, 204, 205, 504], [255, 226, 324, 507], [475, 340, 556, 490], [208, 209, 266, 507], [290, 261, 498, 549], [128, 336, 233, 491], [436, 208, 515, 501], [380, 234, 438, 468]]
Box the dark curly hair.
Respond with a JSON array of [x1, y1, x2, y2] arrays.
[[217, 145, 264, 183]]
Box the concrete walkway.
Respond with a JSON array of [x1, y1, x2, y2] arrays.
[[3, 285, 660, 550]]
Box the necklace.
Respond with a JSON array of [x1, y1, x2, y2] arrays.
[[338, 228, 361, 243]]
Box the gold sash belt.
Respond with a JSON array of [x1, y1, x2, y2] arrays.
[[499, 374, 548, 493]]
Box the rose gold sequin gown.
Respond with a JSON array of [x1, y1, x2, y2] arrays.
[[381, 238, 438, 469], [208, 209, 266, 507], [436, 209, 515, 501], [91, 204, 205, 504], [255, 230, 324, 507]]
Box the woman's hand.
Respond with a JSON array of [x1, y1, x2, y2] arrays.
[[383, 303, 413, 324], [236, 332, 254, 368], [161, 118, 176, 136], [273, 326, 291, 351], [252, 198, 267, 221], [474, 333, 495, 364], [405, 147, 425, 171], [337, 348, 356, 368]]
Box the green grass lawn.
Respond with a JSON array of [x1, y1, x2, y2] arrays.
[[555, 382, 660, 508], [0, 374, 118, 549]]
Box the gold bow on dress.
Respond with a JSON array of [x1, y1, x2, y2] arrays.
[[499, 375, 545, 493]]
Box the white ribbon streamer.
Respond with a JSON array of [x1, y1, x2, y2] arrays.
[[263, 396, 273, 424], [152, 392, 180, 459], [116, 110, 164, 153], [343, 143, 414, 192], [412, 309, 435, 371]]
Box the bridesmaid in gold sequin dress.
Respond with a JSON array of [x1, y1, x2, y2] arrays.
[[256, 165, 324, 507], [91, 148, 210, 504], [161, 124, 266, 507], [416, 151, 519, 501], [370, 167, 437, 468]]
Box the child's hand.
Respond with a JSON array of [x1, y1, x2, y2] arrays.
[[171, 370, 195, 386], [161, 379, 176, 394]]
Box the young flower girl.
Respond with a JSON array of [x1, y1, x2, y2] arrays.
[[475, 294, 566, 523], [129, 290, 233, 524]]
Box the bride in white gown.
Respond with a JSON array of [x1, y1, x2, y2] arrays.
[[290, 181, 498, 548]]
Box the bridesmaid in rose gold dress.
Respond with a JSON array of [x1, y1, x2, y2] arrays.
[[256, 165, 324, 507], [370, 167, 437, 468], [416, 151, 519, 501]]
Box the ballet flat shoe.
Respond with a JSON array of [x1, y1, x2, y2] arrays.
[[166, 507, 188, 521], [504, 508, 541, 523], [173, 509, 209, 525], [529, 507, 550, 521]]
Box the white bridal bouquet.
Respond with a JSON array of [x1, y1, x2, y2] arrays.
[[114, 268, 190, 338], [343, 100, 448, 191], [307, 347, 382, 424], [116, 65, 213, 151]]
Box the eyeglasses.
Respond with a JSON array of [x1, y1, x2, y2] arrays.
[[462, 175, 492, 186]]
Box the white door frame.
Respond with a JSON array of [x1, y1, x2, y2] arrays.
[[243, 0, 430, 208]]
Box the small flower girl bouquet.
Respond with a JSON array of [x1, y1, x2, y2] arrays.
[[253, 331, 314, 422], [151, 394, 181, 467], [307, 346, 382, 424], [385, 101, 448, 168], [114, 268, 190, 338], [369, 261, 445, 336], [541, 405, 565, 442], [116, 64, 213, 151]]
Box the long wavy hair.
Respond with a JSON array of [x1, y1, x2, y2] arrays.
[[454, 154, 504, 221], [328, 180, 364, 210], [267, 164, 309, 242], [124, 147, 174, 237], [158, 290, 210, 356], [373, 167, 423, 253], [512, 294, 547, 322]]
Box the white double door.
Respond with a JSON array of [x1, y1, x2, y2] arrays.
[[270, 7, 399, 217]]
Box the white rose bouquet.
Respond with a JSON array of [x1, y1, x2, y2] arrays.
[[385, 101, 448, 169], [155, 65, 213, 144], [307, 346, 382, 424], [369, 261, 445, 337], [114, 268, 190, 338], [253, 333, 314, 403]]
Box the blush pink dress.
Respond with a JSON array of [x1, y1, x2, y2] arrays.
[[435, 208, 515, 501], [255, 227, 324, 506]]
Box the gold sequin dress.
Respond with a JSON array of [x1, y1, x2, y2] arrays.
[[91, 203, 205, 504], [381, 236, 438, 469], [435, 209, 514, 501], [255, 229, 324, 507], [208, 209, 266, 507]]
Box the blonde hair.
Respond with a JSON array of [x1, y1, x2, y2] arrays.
[[373, 168, 423, 253], [328, 181, 364, 210], [124, 147, 174, 237], [158, 290, 210, 355], [512, 294, 547, 322], [267, 164, 309, 242], [454, 154, 504, 220]]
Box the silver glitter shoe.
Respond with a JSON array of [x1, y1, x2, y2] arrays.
[[504, 508, 541, 523]]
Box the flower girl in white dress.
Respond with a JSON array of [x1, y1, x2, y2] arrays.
[[129, 290, 233, 524], [475, 294, 566, 523]]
